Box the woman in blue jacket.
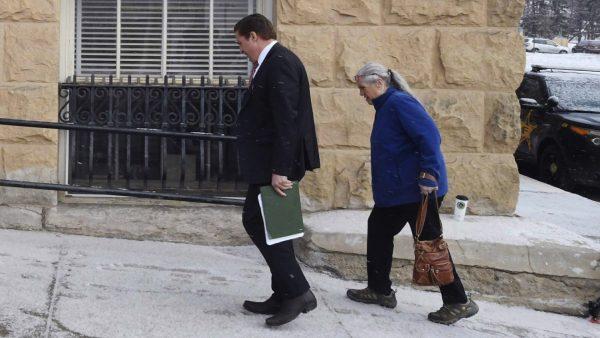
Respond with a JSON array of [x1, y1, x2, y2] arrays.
[[346, 62, 478, 325]]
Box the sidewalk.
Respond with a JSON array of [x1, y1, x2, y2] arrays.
[[515, 175, 600, 240], [1, 229, 599, 338]]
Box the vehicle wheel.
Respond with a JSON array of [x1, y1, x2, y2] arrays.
[[532, 48, 540, 53], [559, 50, 568, 54], [538, 145, 575, 191]]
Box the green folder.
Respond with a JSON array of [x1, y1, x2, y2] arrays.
[[258, 182, 304, 245]]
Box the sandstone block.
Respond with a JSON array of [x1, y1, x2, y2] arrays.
[[310, 88, 373, 148], [444, 153, 519, 215], [278, 0, 381, 25], [338, 27, 436, 88], [415, 90, 484, 153], [0, 84, 58, 144], [301, 149, 373, 211], [0, 24, 3, 82], [278, 26, 336, 87], [333, 151, 372, 209], [384, 0, 485, 26], [438, 29, 525, 91], [0, 144, 57, 205], [488, 0, 526, 27], [300, 150, 336, 211], [4, 23, 59, 82], [484, 92, 521, 153], [0, 0, 58, 22]]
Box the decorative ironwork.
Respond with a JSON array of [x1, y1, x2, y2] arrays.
[[57, 75, 249, 197]]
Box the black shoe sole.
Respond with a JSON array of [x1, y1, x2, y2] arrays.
[[243, 302, 280, 315], [265, 301, 317, 327]]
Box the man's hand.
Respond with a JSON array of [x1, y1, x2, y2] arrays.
[[418, 177, 438, 195], [272, 174, 293, 197]]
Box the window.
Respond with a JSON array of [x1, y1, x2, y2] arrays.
[[75, 0, 256, 78], [60, 0, 271, 197]]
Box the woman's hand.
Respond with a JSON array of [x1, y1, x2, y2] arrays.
[[418, 177, 438, 195], [272, 174, 293, 197]]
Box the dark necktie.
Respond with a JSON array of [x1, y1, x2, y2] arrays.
[[249, 61, 259, 87]]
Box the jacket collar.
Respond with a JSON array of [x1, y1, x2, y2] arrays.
[[251, 42, 279, 84], [241, 43, 281, 108], [257, 40, 278, 68], [372, 87, 396, 110]]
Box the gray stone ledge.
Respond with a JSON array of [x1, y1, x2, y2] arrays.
[[298, 210, 600, 315], [303, 210, 600, 280], [296, 239, 598, 316]]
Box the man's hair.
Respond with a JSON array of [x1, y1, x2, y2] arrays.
[[234, 14, 276, 40]]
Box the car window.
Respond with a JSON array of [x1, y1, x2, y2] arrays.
[[549, 41, 558, 47], [591, 41, 600, 46], [533, 39, 546, 44], [517, 77, 546, 104], [545, 75, 600, 113]]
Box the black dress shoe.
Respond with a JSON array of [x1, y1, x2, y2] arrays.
[[243, 294, 281, 315], [265, 290, 317, 327]]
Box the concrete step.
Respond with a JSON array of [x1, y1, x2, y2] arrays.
[[297, 210, 600, 316]]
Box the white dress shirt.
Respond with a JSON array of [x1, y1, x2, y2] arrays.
[[252, 40, 278, 79]]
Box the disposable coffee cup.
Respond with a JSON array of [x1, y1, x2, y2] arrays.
[[453, 195, 469, 221]]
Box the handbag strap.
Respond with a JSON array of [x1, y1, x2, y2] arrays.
[[414, 194, 429, 243], [414, 191, 443, 243]]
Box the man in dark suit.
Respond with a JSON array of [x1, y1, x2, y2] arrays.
[[233, 14, 320, 327]]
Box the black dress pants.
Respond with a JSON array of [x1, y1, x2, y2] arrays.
[[242, 184, 310, 299], [367, 195, 468, 305]]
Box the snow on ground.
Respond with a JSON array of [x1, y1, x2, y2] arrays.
[[526, 52, 600, 72], [516, 175, 600, 240], [1, 229, 599, 338]]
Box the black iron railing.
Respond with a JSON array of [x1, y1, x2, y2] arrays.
[[56, 74, 248, 199], [0, 118, 244, 205]]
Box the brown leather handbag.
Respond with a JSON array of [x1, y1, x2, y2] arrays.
[[412, 193, 455, 286]]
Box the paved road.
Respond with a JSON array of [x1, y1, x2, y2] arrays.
[[1, 229, 598, 338]]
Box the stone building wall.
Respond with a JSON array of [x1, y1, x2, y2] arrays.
[[0, 0, 59, 206], [0, 0, 525, 216], [278, 0, 526, 215]]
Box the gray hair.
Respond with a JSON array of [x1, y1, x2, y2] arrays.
[[355, 62, 414, 97]]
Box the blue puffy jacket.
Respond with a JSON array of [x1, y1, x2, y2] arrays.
[[370, 87, 448, 207]]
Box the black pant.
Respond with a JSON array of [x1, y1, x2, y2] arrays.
[[367, 196, 468, 305], [242, 184, 310, 299]]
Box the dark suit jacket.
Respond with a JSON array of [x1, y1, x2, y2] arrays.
[[235, 43, 320, 184]]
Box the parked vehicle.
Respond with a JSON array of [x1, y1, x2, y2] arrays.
[[524, 38, 569, 54], [515, 65, 600, 190], [572, 40, 600, 54]]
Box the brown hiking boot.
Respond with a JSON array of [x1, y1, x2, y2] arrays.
[[346, 287, 397, 309], [428, 299, 479, 325]]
